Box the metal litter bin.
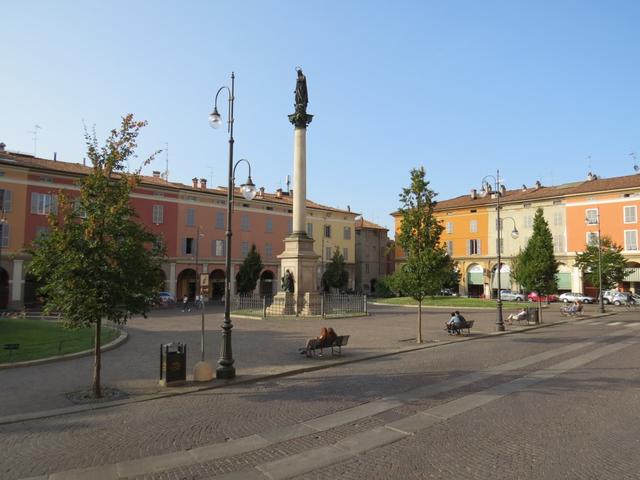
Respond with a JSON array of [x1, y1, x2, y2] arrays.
[[527, 307, 539, 324], [160, 342, 187, 386]]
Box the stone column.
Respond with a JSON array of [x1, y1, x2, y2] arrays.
[[292, 127, 307, 234], [169, 262, 176, 296], [10, 259, 23, 309]]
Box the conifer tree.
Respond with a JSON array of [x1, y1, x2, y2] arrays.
[[236, 244, 264, 294]]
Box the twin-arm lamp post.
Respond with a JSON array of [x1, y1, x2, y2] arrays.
[[209, 72, 257, 380], [481, 170, 519, 332]]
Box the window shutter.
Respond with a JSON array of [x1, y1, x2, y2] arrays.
[[31, 192, 38, 214], [2, 190, 12, 212], [466, 240, 470, 255], [182, 238, 186, 255], [1, 223, 9, 247], [478, 239, 482, 255], [51, 195, 59, 214]]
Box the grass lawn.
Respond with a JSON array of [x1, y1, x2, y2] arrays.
[[0, 318, 119, 364], [374, 296, 530, 309]]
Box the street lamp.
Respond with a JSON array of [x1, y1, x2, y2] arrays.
[[481, 170, 519, 332], [210, 73, 257, 380], [193, 226, 211, 381], [586, 208, 605, 313]]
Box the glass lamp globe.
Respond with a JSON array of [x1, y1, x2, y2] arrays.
[[510, 229, 519, 239], [208, 109, 222, 129], [240, 177, 257, 200]]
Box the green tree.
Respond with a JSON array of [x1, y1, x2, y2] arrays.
[[322, 247, 349, 292], [574, 236, 629, 293], [28, 115, 165, 398], [391, 167, 455, 343], [236, 244, 264, 294], [511, 208, 558, 319]]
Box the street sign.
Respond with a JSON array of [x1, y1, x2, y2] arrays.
[[200, 273, 208, 287]]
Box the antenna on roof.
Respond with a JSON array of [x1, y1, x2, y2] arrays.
[[286, 175, 291, 193], [207, 165, 215, 187], [631, 152, 638, 173], [27, 124, 42, 156], [586, 155, 592, 172]]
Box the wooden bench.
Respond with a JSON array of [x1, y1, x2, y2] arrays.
[[446, 320, 474, 336], [308, 335, 350, 357]]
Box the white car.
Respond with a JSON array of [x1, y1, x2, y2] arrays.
[[558, 292, 595, 304], [499, 290, 525, 301]]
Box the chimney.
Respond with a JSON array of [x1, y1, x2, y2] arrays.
[[192, 177, 198, 188], [347, 205, 351, 212], [200, 178, 207, 189], [259, 186, 265, 197], [500, 184, 506, 195], [152, 170, 161, 178], [521, 184, 527, 191], [275, 188, 282, 198], [470, 188, 477, 200], [0, 142, 5, 152], [53, 152, 57, 161], [534, 180, 542, 189]]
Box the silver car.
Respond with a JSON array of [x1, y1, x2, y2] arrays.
[[558, 292, 595, 304], [499, 290, 525, 301]]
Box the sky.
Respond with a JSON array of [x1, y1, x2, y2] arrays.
[[2, 0, 640, 231]]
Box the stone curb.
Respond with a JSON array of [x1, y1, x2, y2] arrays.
[[0, 312, 614, 426], [0, 328, 129, 370]]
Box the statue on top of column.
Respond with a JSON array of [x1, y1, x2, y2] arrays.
[[294, 68, 308, 114]]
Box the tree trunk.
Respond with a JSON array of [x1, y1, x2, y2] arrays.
[[92, 318, 102, 398], [538, 299, 542, 324], [417, 300, 423, 343]]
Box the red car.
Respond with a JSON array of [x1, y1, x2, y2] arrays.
[[527, 292, 558, 303]]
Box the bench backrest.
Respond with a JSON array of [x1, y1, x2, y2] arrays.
[[336, 335, 349, 346]]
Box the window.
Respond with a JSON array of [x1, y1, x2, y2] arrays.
[[35, 226, 49, 238], [446, 240, 453, 256], [343, 226, 351, 240], [152, 205, 164, 224], [325, 246, 332, 260], [0, 223, 9, 247], [241, 214, 249, 231], [73, 198, 87, 218], [553, 212, 563, 226], [185, 237, 194, 255], [265, 243, 273, 259], [307, 222, 313, 238], [585, 209, 598, 225], [215, 212, 225, 229], [624, 206, 637, 224], [213, 239, 225, 257], [446, 222, 453, 234], [186, 208, 195, 226], [468, 239, 481, 255], [524, 216, 533, 228], [0, 189, 12, 212], [30, 192, 57, 215], [586, 231, 599, 246], [343, 248, 348, 261], [469, 220, 477, 233], [553, 234, 565, 253], [624, 230, 638, 251], [324, 225, 331, 238], [496, 238, 504, 254], [266, 218, 273, 233], [241, 241, 249, 258], [365, 263, 370, 274]]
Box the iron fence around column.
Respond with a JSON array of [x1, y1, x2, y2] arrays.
[[230, 293, 367, 318]]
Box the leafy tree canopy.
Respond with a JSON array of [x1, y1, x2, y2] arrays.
[[511, 207, 558, 295], [236, 244, 264, 294], [574, 236, 630, 290], [322, 248, 349, 292]]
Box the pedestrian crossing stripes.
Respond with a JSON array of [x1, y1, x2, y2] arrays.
[[583, 321, 640, 327]]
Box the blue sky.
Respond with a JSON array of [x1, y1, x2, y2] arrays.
[[2, 1, 639, 231]]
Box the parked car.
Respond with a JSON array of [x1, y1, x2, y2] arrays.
[[439, 288, 458, 296], [499, 290, 525, 301], [527, 292, 558, 303], [157, 291, 176, 305], [558, 292, 595, 304], [606, 291, 635, 306]]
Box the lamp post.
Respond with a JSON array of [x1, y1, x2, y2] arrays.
[[209, 73, 257, 380], [481, 170, 519, 331], [587, 208, 606, 313], [192, 225, 212, 381]]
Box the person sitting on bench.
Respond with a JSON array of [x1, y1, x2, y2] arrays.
[[562, 300, 583, 315], [507, 307, 528, 324], [446, 312, 463, 335], [299, 327, 338, 357]]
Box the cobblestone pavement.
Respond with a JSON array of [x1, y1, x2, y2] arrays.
[[1, 306, 639, 479]]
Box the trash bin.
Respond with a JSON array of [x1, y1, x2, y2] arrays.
[[160, 342, 187, 386], [527, 307, 539, 324]]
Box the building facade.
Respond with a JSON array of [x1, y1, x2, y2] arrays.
[[0, 147, 358, 309], [393, 173, 640, 297], [354, 217, 391, 294]]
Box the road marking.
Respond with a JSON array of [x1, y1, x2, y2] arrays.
[[29, 330, 631, 480], [608, 322, 622, 326]]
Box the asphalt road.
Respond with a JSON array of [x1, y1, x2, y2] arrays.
[[2, 307, 640, 479]]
